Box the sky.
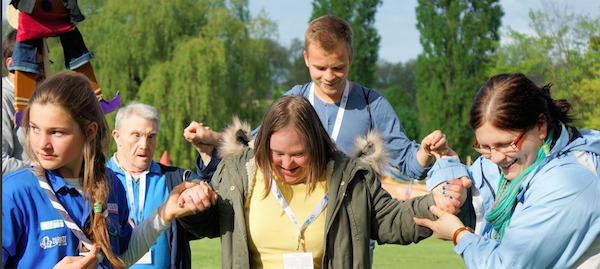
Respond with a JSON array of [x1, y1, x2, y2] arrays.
[[248, 0, 600, 62], [3, 0, 598, 63]]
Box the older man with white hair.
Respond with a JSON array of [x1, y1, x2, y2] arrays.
[[108, 102, 206, 268]]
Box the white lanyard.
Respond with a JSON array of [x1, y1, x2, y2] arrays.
[[125, 171, 149, 224], [308, 80, 349, 142], [270, 178, 328, 250]]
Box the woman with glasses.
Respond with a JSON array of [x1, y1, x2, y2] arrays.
[[414, 73, 600, 268]]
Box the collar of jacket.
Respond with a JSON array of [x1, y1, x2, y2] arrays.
[[216, 116, 390, 174], [216, 115, 388, 217]]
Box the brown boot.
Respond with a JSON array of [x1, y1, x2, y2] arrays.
[[13, 70, 38, 126], [73, 62, 121, 113]]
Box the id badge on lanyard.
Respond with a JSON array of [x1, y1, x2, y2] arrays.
[[283, 252, 314, 269], [270, 178, 327, 269]]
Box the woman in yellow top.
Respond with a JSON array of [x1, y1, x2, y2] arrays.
[[180, 95, 473, 268]]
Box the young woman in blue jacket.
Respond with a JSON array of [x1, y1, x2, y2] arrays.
[[2, 72, 215, 269], [415, 73, 600, 268]]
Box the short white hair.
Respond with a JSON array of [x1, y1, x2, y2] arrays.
[[114, 102, 160, 130]]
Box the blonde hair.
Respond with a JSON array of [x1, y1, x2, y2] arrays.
[[305, 15, 353, 55]]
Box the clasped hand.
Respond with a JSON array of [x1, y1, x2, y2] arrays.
[[416, 177, 473, 241], [53, 182, 217, 268], [431, 176, 471, 215], [158, 181, 218, 223]]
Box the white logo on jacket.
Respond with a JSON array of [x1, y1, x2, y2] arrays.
[[40, 235, 67, 249]]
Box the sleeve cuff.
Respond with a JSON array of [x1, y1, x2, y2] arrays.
[[195, 149, 221, 181], [426, 158, 469, 191], [153, 211, 170, 231], [454, 232, 478, 254]]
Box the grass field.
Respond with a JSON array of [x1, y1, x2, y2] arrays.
[[190, 237, 466, 268]]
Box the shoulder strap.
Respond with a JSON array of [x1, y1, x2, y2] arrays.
[[299, 82, 311, 96], [361, 85, 373, 130]]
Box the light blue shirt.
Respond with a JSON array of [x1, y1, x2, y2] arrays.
[[429, 126, 600, 268], [107, 158, 171, 268], [286, 82, 426, 179], [2, 168, 132, 269]]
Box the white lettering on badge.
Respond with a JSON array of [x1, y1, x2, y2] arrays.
[[40, 235, 68, 249]]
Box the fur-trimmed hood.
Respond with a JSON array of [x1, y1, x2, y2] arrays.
[[217, 116, 390, 174], [348, 130, 390, 175], [216, 116, 253, 159]]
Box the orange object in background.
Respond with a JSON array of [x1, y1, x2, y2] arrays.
[[159, 151, 171, 166]]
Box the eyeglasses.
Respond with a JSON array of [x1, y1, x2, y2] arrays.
[[472, 129, 527, 156]]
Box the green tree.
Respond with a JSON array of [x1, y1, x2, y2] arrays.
[[135, 4, 277, 169], [415, 0, 503, 160], [264, 38, 293, 94], [282, 38, 310, 90], [488, 1, 600, 129], [374, 59, 417, 99], [39, 0, 280, 169], [571, 63, 600, 129], [375, 59, 419, 140], [310, 0, 382, 86], [381, 85, 419, 140], [80, 0, 216, 103]]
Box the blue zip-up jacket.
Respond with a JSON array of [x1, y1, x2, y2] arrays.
[[427, 125, 600, 268], [107, 159, 205, 269], [2, 168, 132, 268]]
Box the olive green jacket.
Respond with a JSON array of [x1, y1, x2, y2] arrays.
[[181, 147, 450, 268]]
